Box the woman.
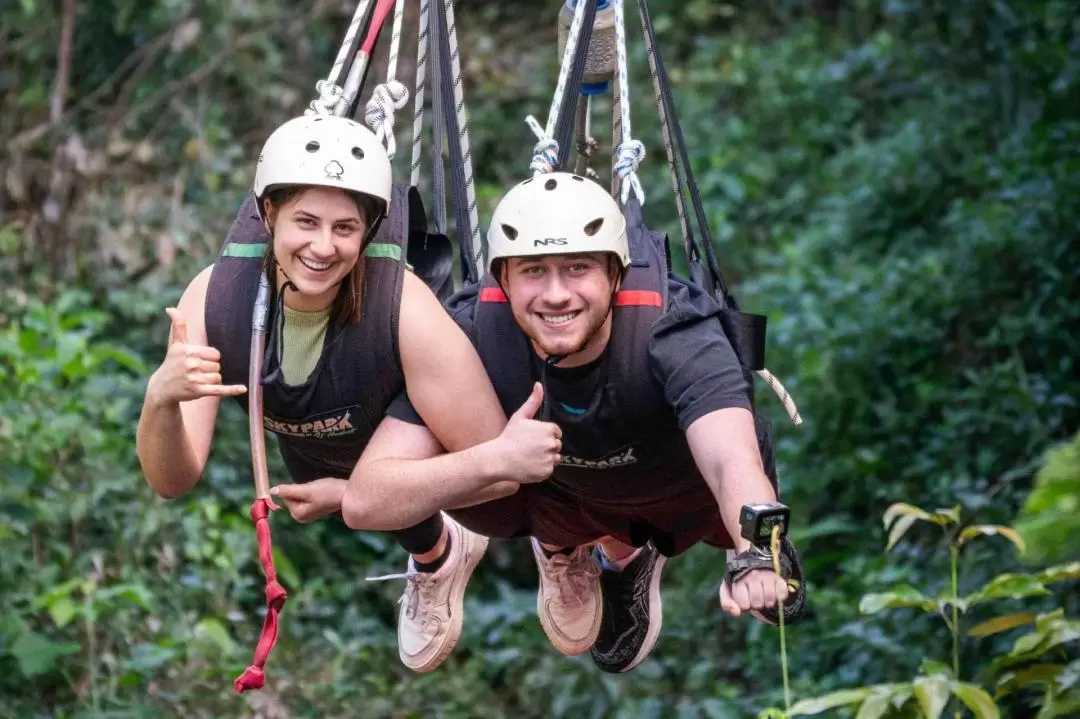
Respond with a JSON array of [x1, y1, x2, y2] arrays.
[[134, 114, 551, 675]]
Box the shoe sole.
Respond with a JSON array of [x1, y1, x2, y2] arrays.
[[617, 553, 667, 673], [402, 525, 489, 673], [532, 541, 602, 656]]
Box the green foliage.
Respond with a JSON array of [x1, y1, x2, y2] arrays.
[[759, 503, 1079, 718], [2, 0, 1078, 716], [1014, 432, 1080, 565]]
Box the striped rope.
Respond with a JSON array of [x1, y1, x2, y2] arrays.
[[525, 0, 590, 175], [410, 0, 430, 186], [611, 0, 645, 205], [307, 0, 372, 116], [364, 0, 409, 156], [442, 0, 483, 276]]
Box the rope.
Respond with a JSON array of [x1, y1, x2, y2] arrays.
[[442, 0, 483, 275], [363, 0, 409, 156], [525, 0, 590, 175], [410, 0, 430, 187], [306, 0, 372, 116], [611, 0, 645, 205]]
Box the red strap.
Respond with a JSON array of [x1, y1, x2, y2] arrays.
[[614, 290, 663, 307], [234, 498, 288, 694], [478, 286, 662, 307]]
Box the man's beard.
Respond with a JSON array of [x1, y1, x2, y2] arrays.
[[518, 304, 611, 360]]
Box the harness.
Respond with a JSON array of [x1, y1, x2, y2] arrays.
[[233, 0, 485, 693]]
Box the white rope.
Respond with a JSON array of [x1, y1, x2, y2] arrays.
[[443, 0, 484, 275], [611, 0, 645, 205], [307, 0, 372, 117], [363, 0, 409, 157], [410, 0, 430, 187], [525, 0, 590, 175]]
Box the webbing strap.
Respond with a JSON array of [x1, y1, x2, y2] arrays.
[[635, 0, 733, 307], [433, 0, 480, 284], [554, 0, 600, 171]]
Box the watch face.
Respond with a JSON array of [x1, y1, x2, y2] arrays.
[[758, 513, 787, 540]]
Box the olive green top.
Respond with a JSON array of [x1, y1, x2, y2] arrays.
[[280, 305, 331, 386]]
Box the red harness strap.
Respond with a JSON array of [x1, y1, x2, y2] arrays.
[[233, 497, 288, 693]]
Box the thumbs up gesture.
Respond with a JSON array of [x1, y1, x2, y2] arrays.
[[491, 382, 562, 484], [146, 307, 248, 406]]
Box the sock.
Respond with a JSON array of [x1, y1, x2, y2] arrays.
[[599, 545, 643, 572], [414, 535, 452, 573]]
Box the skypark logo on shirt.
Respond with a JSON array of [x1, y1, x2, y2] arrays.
[[264, 408, 358, 439], [558, 443, 640, 470]]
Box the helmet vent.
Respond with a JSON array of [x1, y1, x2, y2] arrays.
[[305, 140, 320, 153], [544, 178, 558, 191], [571, 175, 585, 182], [584, 218, 604, 237], [501, 224, 519, 241], [351, 146, 365, 159]]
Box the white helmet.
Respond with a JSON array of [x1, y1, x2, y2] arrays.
[[487, 172, 629, 274], [253, 114, 392, 222]]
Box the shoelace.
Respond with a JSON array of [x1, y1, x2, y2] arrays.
[[365, 570, 442, 621], [546, 550, 601, 606]]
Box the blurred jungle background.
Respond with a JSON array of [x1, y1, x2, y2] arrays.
[[1, 0, 1078, 717]]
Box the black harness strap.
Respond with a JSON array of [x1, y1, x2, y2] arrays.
[[635, 0, 767, 374]]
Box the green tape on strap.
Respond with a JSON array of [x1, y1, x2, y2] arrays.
[[364, 242, 401, 261], [222, 242, 267, 258], [221, 241, 400, 261]]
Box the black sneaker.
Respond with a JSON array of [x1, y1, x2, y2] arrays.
[[589, 543, 667, 673]]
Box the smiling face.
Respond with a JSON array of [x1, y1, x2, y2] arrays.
[[264, 186, 370, 312], [501, 252, 619, 366]]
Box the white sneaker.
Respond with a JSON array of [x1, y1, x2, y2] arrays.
[[530, 538, 602, 655], [394, 515, 488, 672]]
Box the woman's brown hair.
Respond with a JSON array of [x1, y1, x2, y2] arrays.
[[260, 186, 386, 325]]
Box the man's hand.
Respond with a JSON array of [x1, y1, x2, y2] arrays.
[[270, 478, 347, 524], [488, 382, 562, 484], [719, 568, 790, 619]]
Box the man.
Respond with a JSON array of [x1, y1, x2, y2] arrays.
[[344, 172, 805, 673]]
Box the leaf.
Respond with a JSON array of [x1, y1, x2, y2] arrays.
[[854, 693, 892, 719], [47, 598, 77, 629], [914, 676, 951, 718], [272, 547, 300, 590], [995, 663, 1063, 698], [886, 514, 920, 552], [950, 682, 1001, 719], [883, 502, 930, 530], [787, 688, 876, 715], [194, 617, 236, 656], [1036, 562, 1080, 584], [958, 525, 1026, 553], [927, 506, 962, 527], [919, 658, 954, 678], [967, 612, 1036, 638], [10, 630, 81, 678], [964, 574, 1050, 607], [859, 585, 936, 615]]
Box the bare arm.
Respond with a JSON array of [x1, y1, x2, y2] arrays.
[[685, 406, 778, 554], [397, 272, 508, 452], [341, 417, 519, 531], [135, 266, 229, 499], [342, 273, 555, 529]]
